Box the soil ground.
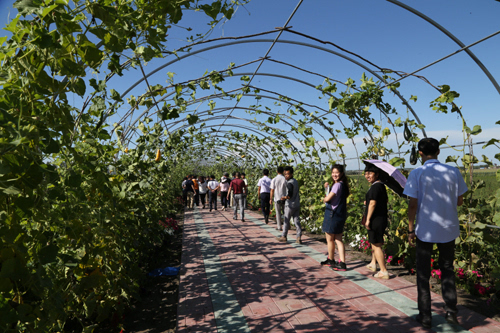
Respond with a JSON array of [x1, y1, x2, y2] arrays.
[[118, 210, 499, 332]]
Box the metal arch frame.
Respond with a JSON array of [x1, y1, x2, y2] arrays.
[[387, 0, 500, 95], [115, 38, 427, 139], [166, 114, 307, 162], [160, 115, 304, 163], [189, 137, 269, 166], [162, 111, 323, 163], [121, 97, 321, 164], [117, 74, 362, 165], [115, 63, 403, 169], [187, 144, 267, 168], [190, 131, 277, 164], [165, 111, 328, 160], [120, 85, 343, 163]]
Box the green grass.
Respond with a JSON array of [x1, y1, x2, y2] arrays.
[[469, 170, 499, 200]]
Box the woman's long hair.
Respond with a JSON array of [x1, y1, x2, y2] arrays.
[[331, 164, 350, 197]]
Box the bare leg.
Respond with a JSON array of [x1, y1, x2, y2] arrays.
[[372, 243, 387, 273], [334, 233, 345, 263], [325, 233, 335, 260]]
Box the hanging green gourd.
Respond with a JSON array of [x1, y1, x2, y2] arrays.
[[404, 122, 412, 141], [410, 145, 418, 165]]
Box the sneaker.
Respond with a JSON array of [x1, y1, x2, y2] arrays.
[[445, 312, 459, 325], [416, 314, 432, 329], [295, 237, 302, 244], [333, 261, 347, 271], [233, 216, 237, 220], [320, 258, 335, 266], [241, 218, 245, 222], [276, 236, 287, 242]]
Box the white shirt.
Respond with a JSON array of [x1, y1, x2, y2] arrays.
[[270, 174, 287, 202], [207, 180, 219, 191], [199, 182, 208, 194], [403, 159, 468, 243], [257, 176, 272, 193]]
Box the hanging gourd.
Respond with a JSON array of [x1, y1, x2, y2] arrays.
[[410, 145, 418, 165], [155, 149, 161, 162], [404, 122, 412, 141]]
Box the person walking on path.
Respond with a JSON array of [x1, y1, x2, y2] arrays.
[[320, 164, 349, 271], [207, 175, 220, 212], [181, 177, 188, 207], [184, 175, 196, 209], [192, 175, 200, 207], [227, 172, 247, 221], [270, 166, 287, 231], [219, 173, 230, 211], [198, 176, 208, 209], [276, 166, 302, 244], [363, 164, 390, 279], [257, 169, 272, 224], [404, 138, 467, 329], [241, 172, 248, 209]]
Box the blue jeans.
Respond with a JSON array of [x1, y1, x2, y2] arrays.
[[416, 237, 457, 318], [233, 194, 245, 219]]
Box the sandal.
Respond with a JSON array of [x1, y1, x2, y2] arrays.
[[366, 264, 376, 272], [373, 271, 389, 280]]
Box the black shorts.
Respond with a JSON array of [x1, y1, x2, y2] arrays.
[[368, 217, 387, 244]]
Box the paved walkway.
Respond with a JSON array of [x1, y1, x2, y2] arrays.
[[177, 206, 500, 333]]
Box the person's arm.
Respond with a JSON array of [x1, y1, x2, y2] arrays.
[[407, 197, 418, 246], [227, 183, 232, 199], [257, 185, 261, 198], [457, 195, 464, 206], [365, 200, 377, 230], [281, 182, 293, 201], [323, 185, 336, 203], [270, 188, 274, 205]]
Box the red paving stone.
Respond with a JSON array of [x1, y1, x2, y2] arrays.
[[177, 206, 500, 332]]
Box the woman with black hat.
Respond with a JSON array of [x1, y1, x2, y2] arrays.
[[364, 163, 390, 279]]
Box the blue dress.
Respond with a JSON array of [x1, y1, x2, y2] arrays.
[[322, 182, 347, 234]]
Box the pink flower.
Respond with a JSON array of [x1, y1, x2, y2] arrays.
[[431, 269, 442, 279], [457, 268, 466, 279], [474, 283, 487, 295], [387, 256, 393, 264]]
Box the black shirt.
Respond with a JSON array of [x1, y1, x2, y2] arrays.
[[184, 179, 194, 192], [365, 182, 388, 222]]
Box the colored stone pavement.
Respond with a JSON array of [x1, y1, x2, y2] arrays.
[[177, 205, 500, 333]]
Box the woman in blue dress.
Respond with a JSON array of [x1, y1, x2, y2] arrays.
[[320, 164, 349, 271]]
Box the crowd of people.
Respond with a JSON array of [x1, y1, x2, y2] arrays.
[[181, 138, 467, 329]]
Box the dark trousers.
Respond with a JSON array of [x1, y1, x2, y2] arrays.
[[200, 193, 206, 206], [182, 190, 187, 207], [416, 237, 457, 318], [194, 190, 200, 206], [220, 191, 228, 208], [260, 192, 271, 218], [208, 191, 217, 210]]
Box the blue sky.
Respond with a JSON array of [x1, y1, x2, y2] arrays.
[[2, 0, 500, 169]]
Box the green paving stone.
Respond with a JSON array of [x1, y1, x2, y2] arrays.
[[193, 211, 251, 333]]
